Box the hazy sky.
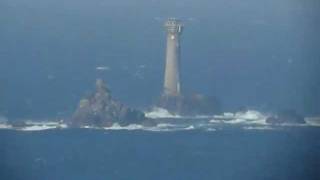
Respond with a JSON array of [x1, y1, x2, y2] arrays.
[[0, 0, 319, 118]]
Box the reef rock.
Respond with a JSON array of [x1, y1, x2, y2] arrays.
[[69, 79, 150, 127], [266, 110, 306, 124], [157, 93, 222, 116]]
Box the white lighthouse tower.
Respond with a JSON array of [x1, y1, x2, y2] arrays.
[[163, 18, 183, 97]]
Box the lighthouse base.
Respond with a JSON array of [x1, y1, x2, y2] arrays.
[[157, 93, 222, 116]]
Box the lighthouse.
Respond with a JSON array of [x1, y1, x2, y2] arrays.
[[158, 18, 221, 115], [163, 18, 183, 97]]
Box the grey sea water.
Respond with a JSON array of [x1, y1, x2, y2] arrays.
[[1, 0, 319, 179], [1, 126, 320, 180]]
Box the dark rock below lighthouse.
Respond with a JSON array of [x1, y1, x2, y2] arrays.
[[68, 79, 150, 127], [157, 93, 222, 116]]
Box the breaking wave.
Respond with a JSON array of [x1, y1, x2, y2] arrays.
[[210, 110, 268, 125], [0, 120, 67, 131], [242, 126, 275, 130], [145, 107, 182, 119], [145, 107, 213, 119], [305, 117, 320, 127], [0, 110, 319, 132]]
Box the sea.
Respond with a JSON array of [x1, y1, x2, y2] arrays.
[[1, 0, 319, 179], [0, 109, 319, 180]]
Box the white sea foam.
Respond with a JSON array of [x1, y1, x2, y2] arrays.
[[224, 112, 234, 116], [155, 123, 177, 128], [100, 123, 198, 132], [0, 123, 12, 129], [214, 112, 235, 119], [185, 125, 195, 130], [305, 117, 320, 127], [0, 113, 319, 132], [145, 107, 182, 119], [211, 110, 267, 125], [234, 110, 266, 120], [25, 120, 64, 126], [103, 123, 143, 130], [0, 120, 68, 131], [145, 123, 188, 132], [147, 124, 197, 132], [20, 125, 58, 131], [96, 66, 110, 71], [223, 119, 248, 124], [243, 126, 275, 130], [145, 107, 214, 119]]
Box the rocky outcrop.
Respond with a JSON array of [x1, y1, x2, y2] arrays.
[[157, 93, 222, 116], [266, 110, 306, 124], [68, 79, 151, 127]]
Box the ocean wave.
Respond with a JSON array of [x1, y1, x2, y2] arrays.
[[145, 107, 182, 119], [103, 123, 144, 130], [242, 126, 275, 130], [305, 117, 320, 127], [0, 123, 12, 129], [0, 112, 319, 132], [101, 123, 197, 132], [0, 121, 67, 131], [147, 124, 199, 132], [145, 107, 214, 119], [79, 122, 215, 132], [210, 110, 267, 125], [235, 110, 267, 120], [20, 125, 59, 131]]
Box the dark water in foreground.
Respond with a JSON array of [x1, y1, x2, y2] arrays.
[[0, 128, 319, 180]]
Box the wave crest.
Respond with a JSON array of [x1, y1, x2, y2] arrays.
[[0, 110, 319, 132], [145, 107, 182, 119]]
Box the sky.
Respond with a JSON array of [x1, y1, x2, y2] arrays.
[[0, 0, 319, 118]]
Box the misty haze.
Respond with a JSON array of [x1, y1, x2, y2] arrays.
[[0, 0, 319, 180]]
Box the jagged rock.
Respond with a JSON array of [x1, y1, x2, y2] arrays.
[[157, 93, 222, 116], [68, 79, 150, 127], [266, 110, 306, 124]]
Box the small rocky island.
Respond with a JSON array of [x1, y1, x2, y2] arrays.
[[68, 79, 152, 127]]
